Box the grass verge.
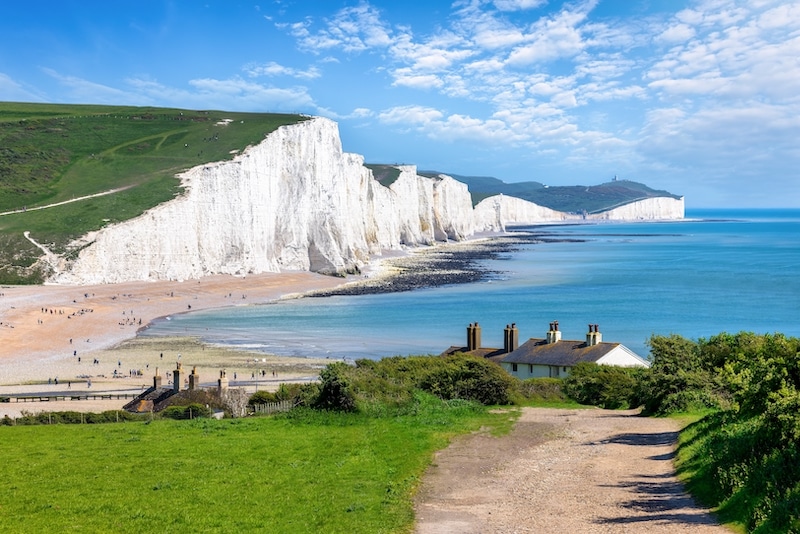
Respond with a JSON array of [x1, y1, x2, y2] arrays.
[[0, 392, 512, 533]]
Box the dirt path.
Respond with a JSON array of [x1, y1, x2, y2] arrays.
[[415, 407, 731, 533], [0, 186, 131, 217]]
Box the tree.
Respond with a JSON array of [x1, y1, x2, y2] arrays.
[[314, 362, 357, 412]]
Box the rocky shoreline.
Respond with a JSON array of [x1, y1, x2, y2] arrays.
[[311, 227, 586, 297], [311, 236, 518, 297]]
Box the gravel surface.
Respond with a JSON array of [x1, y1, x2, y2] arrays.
[[415, 407, 731, 533]]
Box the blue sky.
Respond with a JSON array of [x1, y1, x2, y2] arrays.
[[1, 0, 798, 208]]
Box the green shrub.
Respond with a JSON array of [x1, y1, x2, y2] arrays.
[[274, 382, 305, 402], [314, 362, 357, 412], [248, 390, 277, 405], [419, 355, 515, 405], [7, 410, 146, 425], [164, 388, 226, 412], [160, 403, 211, 420], [638, 334, 722, 415], [514, 378, 567, 402], [563, 362, 639, 409]]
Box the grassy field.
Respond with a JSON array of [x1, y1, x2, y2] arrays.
[[0, 396, 515, 533], [0, 102, 305, 283]]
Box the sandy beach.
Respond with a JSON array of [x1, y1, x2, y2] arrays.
[[0, 236, 510, 418], [0, 271, 355, 417]]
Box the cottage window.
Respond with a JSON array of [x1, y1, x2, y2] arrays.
[[529, 364, 533, 373], [563, 366, 568, 372], [512, 363, 518, 372]]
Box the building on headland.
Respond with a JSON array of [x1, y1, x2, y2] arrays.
[[443, 321, 649, 378]]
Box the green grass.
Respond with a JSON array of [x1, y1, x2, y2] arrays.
[[674, 412, 748, 533], [0, 102, 306, 283], [0, 395, 513, 533], [674, 409, 800, 533], [365, 164, 403, 187]]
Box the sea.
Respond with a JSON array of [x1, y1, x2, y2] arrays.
[[140, 209, 800, 361]]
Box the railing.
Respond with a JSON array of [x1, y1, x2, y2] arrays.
[[251, 400, 295, 415]]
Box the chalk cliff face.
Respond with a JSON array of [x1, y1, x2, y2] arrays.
[[52, 118, 485, 284], [50, 117, 683, 285], [473, 194, 577, 230], [585, 197, 685, 221]]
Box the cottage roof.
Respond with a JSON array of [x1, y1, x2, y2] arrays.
[[501, 338, 620, 367], [441, 346, 508, 363]]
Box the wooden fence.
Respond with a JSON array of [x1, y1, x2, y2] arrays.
[[251, 400, 295, 415]]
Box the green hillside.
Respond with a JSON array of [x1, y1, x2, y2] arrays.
[[421, 170, 681, 213], [365, 163, 402, 187], [0, 102, 305, 283]]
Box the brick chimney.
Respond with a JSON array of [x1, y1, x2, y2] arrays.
[[188, 366, 199, 390], [546, 321, 562, 344], [504, 323, 519, 353], [218, 369, 229, 393], [153, 367, 162, 389], [173, 362, 182, 392], [466, 322, 482, 351], [586, 324, 603, 346]]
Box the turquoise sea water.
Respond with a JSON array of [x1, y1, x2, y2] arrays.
[[141, 209, 800, 360]]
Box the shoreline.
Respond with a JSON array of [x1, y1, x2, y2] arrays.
[[0, 271, 351, 386], [0, 229, 578, 415], [0, 234, 514, 406]]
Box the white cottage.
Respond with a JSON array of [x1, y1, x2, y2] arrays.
[[500, 322, 649, 379]]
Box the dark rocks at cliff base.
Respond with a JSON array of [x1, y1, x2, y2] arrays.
[[308, 234, 525, 297], [308, 228, 590, 298]]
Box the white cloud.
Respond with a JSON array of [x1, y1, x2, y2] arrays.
[[505, 5, 592, 65], [315, 106, 373, 120], [453, 1, 527, 50], [43, 68, 140, 104], [655, 23, 696, 45], [290, 3, 393, 54], [646, 1, 800, 103], [351, 107, 372, 118], [124, 76, 316, 112], [492, 0, 547, 11], [0, 72, 43, 102], [391, 70, 444, 89], [273, 0, 800, 195], [378, 105, 444, 126], [244, 61, 321, 80]]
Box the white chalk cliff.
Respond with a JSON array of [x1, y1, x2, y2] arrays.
[[584, 196, 685, 221], [49, 117, 683, 285], [473, 194, 576, 230]]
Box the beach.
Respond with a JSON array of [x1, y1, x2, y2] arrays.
[[0, 237, 507, 417], [0, 271, 354, 417]]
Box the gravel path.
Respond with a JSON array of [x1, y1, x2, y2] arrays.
[[415, 407, 731, 533]]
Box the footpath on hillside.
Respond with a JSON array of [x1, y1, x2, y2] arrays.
[[414, 407, 731, 534]]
